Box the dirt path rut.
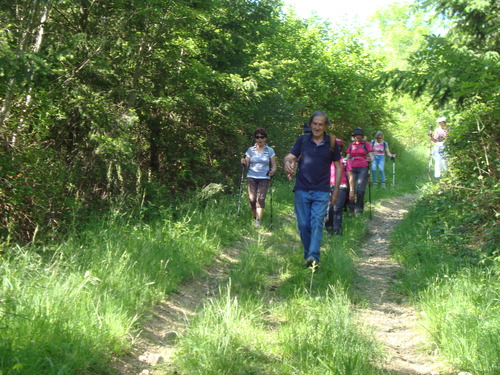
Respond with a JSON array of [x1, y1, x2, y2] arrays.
[[356, 194, 452, 375]]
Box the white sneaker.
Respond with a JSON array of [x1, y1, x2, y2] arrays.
[[381, 183, 386, 189], [254, 219, 261, 228]]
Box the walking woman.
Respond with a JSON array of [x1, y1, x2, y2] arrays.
[[430, 116, 448, 179], [346, 127, 374, 216], [241, 128, 277, 228], [371, 131, 395, 188], [325, 139, 350, 235]]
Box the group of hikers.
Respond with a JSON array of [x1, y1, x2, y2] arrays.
[[241, 111, 447, 270]]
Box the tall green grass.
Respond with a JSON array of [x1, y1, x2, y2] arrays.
[[171, 183, 387, 374], [0, 195, 246, 374], [390, 184, 499, 373], [420, 269, 500, 374]]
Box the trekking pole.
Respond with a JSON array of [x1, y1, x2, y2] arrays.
[[237, 163, 245, 216], [391, 156, 395, 188], [269, 176, 273, 227], [428, 124, 433, 176], [368, 167, 372, 219]]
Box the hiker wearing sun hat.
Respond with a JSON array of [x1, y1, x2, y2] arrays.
[[345, 127, 374, 217], [429, 116, 449, 179]]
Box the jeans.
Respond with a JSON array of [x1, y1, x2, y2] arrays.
[[348, 167, 369, 213], [294, 190, 330, 262], [433, 142, 446, 178], [325, 187, 347, 234], [371, 155, 385, 183]]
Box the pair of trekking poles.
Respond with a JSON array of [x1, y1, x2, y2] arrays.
[[237, 163, 273, 225]]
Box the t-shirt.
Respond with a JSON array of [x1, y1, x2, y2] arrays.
[[330, 157, 350, 186], [372, 141, 386, 155], [245, 144, 275, 179], [432, 127, 448, 142], [346, 141, 373, 168], [290, 134, 341, 192]]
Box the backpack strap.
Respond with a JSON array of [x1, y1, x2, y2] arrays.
[[349, 141, 368, 160]]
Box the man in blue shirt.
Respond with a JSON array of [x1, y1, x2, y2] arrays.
[[284, 111, 342, 270]]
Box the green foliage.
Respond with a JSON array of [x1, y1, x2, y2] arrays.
[[446, 103, 499, 189], [0, 0, 391, 242]]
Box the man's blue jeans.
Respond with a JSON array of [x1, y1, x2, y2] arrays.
[[294, 190, 330, 262]]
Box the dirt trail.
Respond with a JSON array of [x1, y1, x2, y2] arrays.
[[356, 194, 452, 375], [111, 195, 456, 375], [109, 247, 240, 375]]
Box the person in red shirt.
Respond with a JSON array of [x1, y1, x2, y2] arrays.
[[346, 127, 374, 217], [325, 139, 351, 235]]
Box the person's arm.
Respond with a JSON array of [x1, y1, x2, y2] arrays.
[[385, 143, 395, 158], [284, 153, 297, 181], [348, 171, 355, 202], [430, 129, 438, 143], [330, 160, 342, 205], [269, 155, 277, 177], [241, 155, 250, 168]]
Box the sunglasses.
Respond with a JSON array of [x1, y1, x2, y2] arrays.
[[255, 135, 266, 139]]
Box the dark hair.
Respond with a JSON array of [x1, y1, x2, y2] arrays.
[[308, 111, 330, 126], [254, 128, 267, 137]]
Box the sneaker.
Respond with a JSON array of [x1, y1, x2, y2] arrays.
[[254, 219, 261, 228], [381, 182, 386, 189]]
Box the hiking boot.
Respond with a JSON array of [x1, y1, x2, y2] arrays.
[[254, 219, 261, 228], [305, 256, 318, 272]]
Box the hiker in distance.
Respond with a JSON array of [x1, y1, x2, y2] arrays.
[[371, 131, 396, 188], [429, 116, 449, 179], [241, 128, 277, 228], [345, 127, 374, 217], [283, 111, 342, 270], [325, 138, 350, 236]]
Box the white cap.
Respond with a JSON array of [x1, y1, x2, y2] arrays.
[[436, 116, 447, 123]]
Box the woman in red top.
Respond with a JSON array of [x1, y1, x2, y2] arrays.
[[346, 127, 374, 216]]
